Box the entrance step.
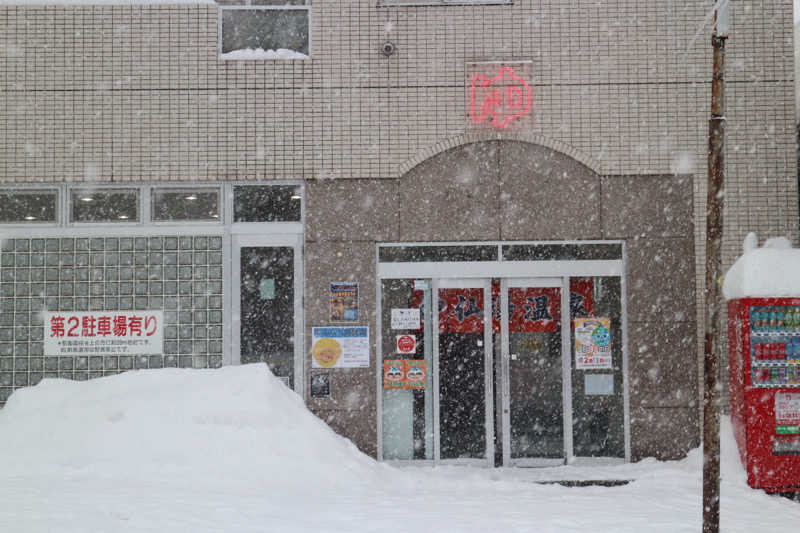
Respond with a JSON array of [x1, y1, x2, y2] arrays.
[[534, 479, 632, 488]]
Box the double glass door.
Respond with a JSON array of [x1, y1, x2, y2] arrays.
[[380, 275, 625, 466]]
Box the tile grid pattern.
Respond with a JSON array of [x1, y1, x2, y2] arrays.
[[0, 1, 797, 407], [0, 236, 225, 404]]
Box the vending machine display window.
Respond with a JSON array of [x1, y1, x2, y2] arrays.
[[729, 298, 800, 492]]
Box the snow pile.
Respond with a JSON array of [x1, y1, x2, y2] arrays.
[[1, 364, 799, 532], [723, 232, 800, 300], [220, 48, 309, 61], [0, 364, 380, 488]]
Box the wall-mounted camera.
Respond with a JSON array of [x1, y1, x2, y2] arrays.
[[381, 42, 395, 57]]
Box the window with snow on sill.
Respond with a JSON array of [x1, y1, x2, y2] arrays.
[[219, 1, 309, 60]]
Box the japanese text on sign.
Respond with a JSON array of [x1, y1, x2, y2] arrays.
[[776, 392, 800, 435], [574, 317, 613, 370], [44, 311, 164, 356]]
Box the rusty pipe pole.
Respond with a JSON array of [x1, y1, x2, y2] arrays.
[[703, 30, 726, 533]]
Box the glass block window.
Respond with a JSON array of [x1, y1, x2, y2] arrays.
[[233, 185, 302, 222], [71, 189, 139, 223], [0, 189, 58, 223], [0, 235, 225, 406], [152, 188, 221, 222], [220, 1, 310, 58]]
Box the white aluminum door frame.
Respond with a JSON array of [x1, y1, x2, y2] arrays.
[[231, 233, 304, 397], [434, 278, 494, 467], [501, 277, 566, 467]]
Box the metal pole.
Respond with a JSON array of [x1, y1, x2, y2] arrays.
[[703, 30, 726, 533]]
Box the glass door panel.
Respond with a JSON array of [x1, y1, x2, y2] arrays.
[[502, 278, 565, 465], [232, 234, 302, 393], [436, 279, 492, 462], [380, 278, 434, 461], [569, 276, 625, 458], [240, 246, 295, 384]]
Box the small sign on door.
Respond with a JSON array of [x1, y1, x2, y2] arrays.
[[391, 308, 421, 330], [396, 334, 417, 354]]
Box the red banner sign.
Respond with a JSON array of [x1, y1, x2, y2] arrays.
[[410, 278, 594, 335], [438, 288, 485, 334]]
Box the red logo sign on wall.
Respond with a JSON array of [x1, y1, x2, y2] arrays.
[[469, 66, 533, 129]]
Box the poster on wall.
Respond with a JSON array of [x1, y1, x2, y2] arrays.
[[311, 326, 369, 368], [44, 311, 164, 356], [574, 317, 613, 369], [310, 373, 331, 399], [330, 282, 359, 322]]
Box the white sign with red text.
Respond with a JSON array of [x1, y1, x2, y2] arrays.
[[44, 311, 164, 356]]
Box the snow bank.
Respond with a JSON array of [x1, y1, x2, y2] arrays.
[[220, 48, 310, 61], [723, 233, 800, 300], [0, 364, 381, 488], [1, 364, 800, 532]]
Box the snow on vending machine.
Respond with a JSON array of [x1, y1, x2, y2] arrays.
[[728, 297, 800, 492]]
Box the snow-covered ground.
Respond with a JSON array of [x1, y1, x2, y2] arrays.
[[0, 364, 798, 532]]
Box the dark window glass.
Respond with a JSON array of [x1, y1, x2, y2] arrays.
[[502, 244, 622, 261], [379, 245, 498, 263], [152, 188, 220, 222], [71, 189, 139, 223], [0, 190, 58, 223], [221, 8, 309, 55], [233, 186, 301, 222], [240, 246, 295, 387]]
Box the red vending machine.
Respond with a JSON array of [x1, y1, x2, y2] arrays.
[[728, 298, 800, 492]]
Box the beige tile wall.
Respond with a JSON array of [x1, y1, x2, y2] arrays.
[[0, 2, 793, 183], [0, 1, 797, 390]]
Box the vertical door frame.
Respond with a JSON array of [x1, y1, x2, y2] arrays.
[[230, 232, 305, 397]]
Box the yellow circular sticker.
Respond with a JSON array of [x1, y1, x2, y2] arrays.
[[312, 338, 343, 367]]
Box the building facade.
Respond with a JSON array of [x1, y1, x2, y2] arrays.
[[0, 0, 796, 464]]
